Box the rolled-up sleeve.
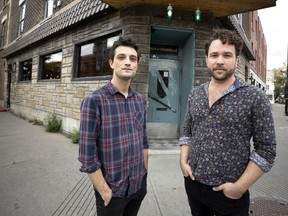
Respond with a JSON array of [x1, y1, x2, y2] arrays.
[[78, 93, 101, 173], [250, 91, 277, 172], [179, 94, 193, 146]]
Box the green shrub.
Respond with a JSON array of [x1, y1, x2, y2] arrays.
[[68, 128, 80, 144], [44, 113, 62, 133]]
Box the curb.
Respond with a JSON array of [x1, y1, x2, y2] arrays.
[[148, 149, 180, 155]]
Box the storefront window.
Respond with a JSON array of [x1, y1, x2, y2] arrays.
[[40, 51, 62, 80], [74, 31, 121, 78], [19, 59, 32, 81]]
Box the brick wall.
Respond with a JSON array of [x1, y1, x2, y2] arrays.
[[25, 0, 45, 31]]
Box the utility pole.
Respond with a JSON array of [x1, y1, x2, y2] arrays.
[[285, 41, 288, 116]]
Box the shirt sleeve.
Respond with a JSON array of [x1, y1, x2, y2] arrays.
[[250, 89, 277, 172], [78, 93, 102, 173], [143, 99, 149, 149], [179, 92, 193, 146]]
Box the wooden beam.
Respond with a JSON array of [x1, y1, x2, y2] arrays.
[[102, 0, 277, 17]]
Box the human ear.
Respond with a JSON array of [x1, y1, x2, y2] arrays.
[[109, 59, 114, 69]]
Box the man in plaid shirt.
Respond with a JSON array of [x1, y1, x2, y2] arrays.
[[78, 36, 149, 216]]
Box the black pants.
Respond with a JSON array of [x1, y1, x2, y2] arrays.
[[184, 177, 250, 216], [95, 175, 147, 216]]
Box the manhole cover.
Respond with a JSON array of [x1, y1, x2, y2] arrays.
[[250, 197, 288, 216]]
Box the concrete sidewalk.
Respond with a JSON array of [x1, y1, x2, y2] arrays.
[[0, 104, 288, 216]]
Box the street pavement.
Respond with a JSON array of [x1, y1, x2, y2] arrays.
[[0, 103, 288, 216]]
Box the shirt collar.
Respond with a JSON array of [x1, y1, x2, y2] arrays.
[[106, 81, 135, 98], [204, 76, 249, 96]]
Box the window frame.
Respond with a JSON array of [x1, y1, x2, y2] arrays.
[[44, 0, 53, 18], [19, 58, 33, 82], [0, 21, 6, 48], [18, 2, 26, 37], [39, 50, 63, 81], [72, 30, 122, 81]]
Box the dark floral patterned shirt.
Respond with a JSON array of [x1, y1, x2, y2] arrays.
[[179, 76, 277, 186]]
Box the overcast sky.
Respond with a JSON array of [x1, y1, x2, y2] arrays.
[[258, 0, 288, 70]]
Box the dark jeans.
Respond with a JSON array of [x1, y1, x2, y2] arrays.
[[95, 174, 147, 216], [184, 177, 250, 216]]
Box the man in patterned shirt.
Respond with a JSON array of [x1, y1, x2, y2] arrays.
[[78, 36, 149, 216], [179, 29, 276, 216]]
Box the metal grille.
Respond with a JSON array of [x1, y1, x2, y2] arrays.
[[250, 197, 288, 216], [52, 175, 96, 216]]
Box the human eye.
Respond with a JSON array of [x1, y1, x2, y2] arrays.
[[130, 56, 137, 62], [224, 53, 233, 58], [209, 53, 218, 58], [117, 54, 125, 60]]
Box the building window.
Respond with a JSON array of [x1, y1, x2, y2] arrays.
[[19, 59, 32, 81], [44, 0, 53, 18], [18, 2, 26, 37], [74, 31, 121, 78], [40, 51, 62, 80], [0, 21, 6, 48]]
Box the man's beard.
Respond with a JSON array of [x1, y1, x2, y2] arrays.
[[208, 68, 235, 81]]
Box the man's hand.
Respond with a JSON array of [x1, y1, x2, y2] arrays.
[[180, 161, 194, 180], [180, 144, 194, 180], [87, 170, 113, 206], [213, 182, 245, 199], [99, 187, 112, 206]]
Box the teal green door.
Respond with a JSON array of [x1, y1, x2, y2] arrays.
[[147, 59, 181, 138]]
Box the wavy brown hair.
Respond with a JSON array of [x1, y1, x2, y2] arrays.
[[205, 29, 243, 57]]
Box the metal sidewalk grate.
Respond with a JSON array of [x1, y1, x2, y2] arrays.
[[52, 175, 96, 216], [249, 197, 288, 216]]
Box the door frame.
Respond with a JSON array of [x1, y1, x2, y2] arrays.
[[147, 58, 181, 139]]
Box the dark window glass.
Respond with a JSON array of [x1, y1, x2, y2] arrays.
[[19, 59, 32, 81], [18, 3, 26, 36], [157, 70, 169, 98], [40, 51, 62, 80], [75, 32, 121, 78], [0, 21, 6, 48]]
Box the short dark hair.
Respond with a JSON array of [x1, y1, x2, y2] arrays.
[[109, 36, 141, 62], [205, 29, 243, 57]]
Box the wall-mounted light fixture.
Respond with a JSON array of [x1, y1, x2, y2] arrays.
[[57, 0, 61, 7], [195, 7, 201, 23], [167, 3, 173, 19]]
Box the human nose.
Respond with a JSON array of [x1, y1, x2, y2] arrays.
[[124, 57, 131, 65], [216, 56, 224, 64]]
